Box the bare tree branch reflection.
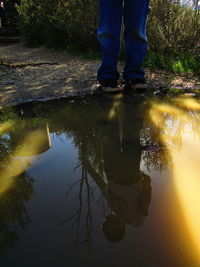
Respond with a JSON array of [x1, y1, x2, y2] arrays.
[[60, 164, 95, 252], [2, 95, 200, 253], [61, 94, 153, 249]]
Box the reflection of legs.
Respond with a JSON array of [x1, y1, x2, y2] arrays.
[[123, 0, 150, 81], [121, 101, 142, 183], [97, 0, 123, 83]]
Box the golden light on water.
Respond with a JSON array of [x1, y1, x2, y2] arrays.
[[0, 157, 29, 196], [0, 121, 15, 135], [174, 97, 200, 110], [148, 97, 200, 261], [108, 94, 123, 121], [172, 132, 200, 260], [0, 125, 51, 196]]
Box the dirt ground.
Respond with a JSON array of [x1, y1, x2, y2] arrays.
[[0, 42, 199, 107]]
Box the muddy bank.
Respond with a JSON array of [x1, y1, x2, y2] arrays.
[[0, 43, 199, 107]]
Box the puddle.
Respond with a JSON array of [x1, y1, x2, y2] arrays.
[[1, 94, 200, 267]]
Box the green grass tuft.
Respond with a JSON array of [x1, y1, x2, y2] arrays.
[[144, 52, 199, 74]]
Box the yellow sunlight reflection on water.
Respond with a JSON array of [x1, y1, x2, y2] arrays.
[[148, 97, 200, 263], [0, 121, 15, 135], [108, 93, 123, 121], [0, 125, 51, 196], [172, 132, 200, 261]]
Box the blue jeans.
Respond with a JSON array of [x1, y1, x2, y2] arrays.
[[97, 0, 150, 83]]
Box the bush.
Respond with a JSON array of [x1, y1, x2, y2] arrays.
[[147, 0, 200, 57], [17, 0, 200, 73], [17, 0, 99, 49]]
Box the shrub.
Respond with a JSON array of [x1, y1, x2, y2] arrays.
[[17, 0, 200, 72], [147, 0, 200, 56], [17, 0, 99, 49]]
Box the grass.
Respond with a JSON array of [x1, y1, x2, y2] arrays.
[[168, 88, 182, 95], [144, 52, 199, 74]]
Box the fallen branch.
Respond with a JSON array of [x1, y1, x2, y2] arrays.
[[0, 61, 59, 68]]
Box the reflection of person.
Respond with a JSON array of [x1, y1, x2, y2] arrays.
[[102, 171, 151, 243], [84, 95, 152, 242], [97, 0, 150, 92]]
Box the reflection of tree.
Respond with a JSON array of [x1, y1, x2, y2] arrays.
[[7, 98, 169, 174], [140, 120, 171, 172], [0, 136, 12, 168], [11, 96, 161, 249], [143, 97, 200, 164], [46, 97, 172, 173], [0, 109, 46, 255], [0, 171, 34, 255], [61, 164, 94, 251], [61, 95, 152, 248], [60, 96, 200, 248], [2, 96, 200, 251]]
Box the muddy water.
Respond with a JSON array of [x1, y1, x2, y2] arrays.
[[1, 94, 200, 267]]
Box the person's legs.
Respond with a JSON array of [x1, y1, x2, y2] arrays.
[[97, 0, 123, 84], [123, 0, 150, 82]]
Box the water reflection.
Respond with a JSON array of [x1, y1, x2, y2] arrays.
[[1, 95, 200, 265], [0, 123, 51, 195], [0, 171, 33, 255], [148, 97, 200, 261], [0, 118, 51, 254], [59, 95, 200, 261], [62, 95, 153, 247]]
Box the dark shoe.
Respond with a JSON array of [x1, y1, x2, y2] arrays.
[[100, 79, 122, 93], [125, 78, 149, 91]]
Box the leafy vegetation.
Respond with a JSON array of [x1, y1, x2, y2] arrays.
[[13, 0, 200, 73], [145, 52, 199, 73]]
